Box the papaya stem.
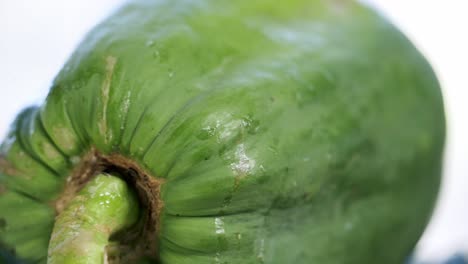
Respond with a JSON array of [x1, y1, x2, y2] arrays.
[[47, 173, 139, 264]]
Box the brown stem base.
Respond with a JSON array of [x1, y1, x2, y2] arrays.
[[53, 148, 163, 263]]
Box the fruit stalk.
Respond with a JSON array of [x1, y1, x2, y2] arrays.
[[47, 173, 139, 264]]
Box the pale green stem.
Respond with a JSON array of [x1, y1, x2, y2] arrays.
[[47, 173, 139, 264]]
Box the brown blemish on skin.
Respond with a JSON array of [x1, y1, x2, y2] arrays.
[[95, 224, 113, 235], [0, 155, 22, 177], [99, 56, 117, 144], [54, 148, 162, 263]]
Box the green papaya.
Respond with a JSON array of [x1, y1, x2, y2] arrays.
[[0, 0, 445, 263]]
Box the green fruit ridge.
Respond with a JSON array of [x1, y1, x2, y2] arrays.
[[0, 0, 445, 263]]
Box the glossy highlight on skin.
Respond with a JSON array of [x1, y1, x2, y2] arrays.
[[0, 0, 445, 263]]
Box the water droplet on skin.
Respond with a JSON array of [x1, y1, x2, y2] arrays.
[[214, 217, 228, 254], [168, 69, 174, 78], [120, 90, 131, 130], [214, 217, 225, 235], [152, 50, 160, 60], [146, 40, 155, 47], [70, 156, 81, 165], [214, 252, 221, 264], [256, 238, 265, 263], [235, 232, 242, 250]]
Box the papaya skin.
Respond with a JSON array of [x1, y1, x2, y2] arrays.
[[0, 0, 444, 263]]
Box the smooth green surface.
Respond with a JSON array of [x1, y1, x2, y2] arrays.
[[0, 0, 445, 263], [47, 173, 139, 264]]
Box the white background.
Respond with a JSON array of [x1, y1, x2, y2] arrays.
[[0, 1, 467, 262]]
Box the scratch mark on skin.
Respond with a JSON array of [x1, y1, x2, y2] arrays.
[[99, 56, 117, 143]]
